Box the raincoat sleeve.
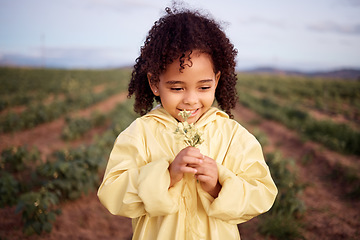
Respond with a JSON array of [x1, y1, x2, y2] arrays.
[[97, 120, 181, 218], [198, 125, 278, 224]]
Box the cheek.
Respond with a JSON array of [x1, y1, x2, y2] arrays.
[[202, 92, 216, 103], [159, 93, 179, 108]]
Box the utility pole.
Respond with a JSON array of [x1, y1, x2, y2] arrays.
[[41, 34, 46, 68]]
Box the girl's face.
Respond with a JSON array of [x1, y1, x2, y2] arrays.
[[149, 51, 220, 124]]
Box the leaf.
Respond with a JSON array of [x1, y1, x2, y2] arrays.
[[43, 222, 53, 233]]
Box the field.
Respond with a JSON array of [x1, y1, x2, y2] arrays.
[[0, 67, 359, 240]]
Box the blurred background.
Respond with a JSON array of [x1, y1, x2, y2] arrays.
[[0, 1, 359, 240], [1, 0, 360, 71]]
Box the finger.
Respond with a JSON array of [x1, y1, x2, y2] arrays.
[[202, 155, 215, 163], [184, 147, 204, 159], [193, 162, 218, 177], [186, 156, 206, 168], [200, 157, 217, 170], [194, 173, 212, 183], [180, 165, 197, 174], [187, 163, 199, 168], [183, 155, 203, 165], [193, 166, 212, 177]]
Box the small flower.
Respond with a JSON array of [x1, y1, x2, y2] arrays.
[[179, 110, 191, 122], [174, 110, 204, 148]]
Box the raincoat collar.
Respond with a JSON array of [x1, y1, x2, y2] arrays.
[[143, 105, 229, 129]]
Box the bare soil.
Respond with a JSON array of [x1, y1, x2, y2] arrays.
[[1, 97, 359, 240], [0, 84, 107, 117], [0, 192, 133, 240], [242, 87, 360, 130], [233, 104, 360, 240], [0, 92, 128, 160]]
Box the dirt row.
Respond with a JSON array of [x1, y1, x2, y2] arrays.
[[0, 192, 133, 240], [0, 84, 108, 117], [232, 104, 360, 240], [0, 92, 128, 160], [241, 87, 360, 130], [0, 91, 133, 240], [1, 93, 359, 239]]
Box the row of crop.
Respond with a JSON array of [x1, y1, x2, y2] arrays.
[[60, 98, 308, 239], [237, 74, 360, 119], [240, 85, 360, 125], [258, 152, 305, 239], [0, 101, 137, 236], [0, 101, 307, 239], [0, 85, 123, 133], [237, 73, 360, 103], [0, 146, 106, 235], [61, 111, 107, 141], [238, 91, 360, 156], [237, 128, 306, 239], [61, 97, 138, 141], [243, 119, 359, 239], [0, 84, 307, 239], [0, 68, 131, 112]]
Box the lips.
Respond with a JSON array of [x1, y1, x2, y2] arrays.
[[178, 108, 199, 117], [188, 109, 199, 117]]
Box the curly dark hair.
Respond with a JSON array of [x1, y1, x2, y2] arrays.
[[128, 7, 238, 117]]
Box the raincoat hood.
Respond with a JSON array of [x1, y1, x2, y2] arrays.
[[98, 105, 278, 240], [143, 106, 229, 130]]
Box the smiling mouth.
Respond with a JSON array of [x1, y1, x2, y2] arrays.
[[178, 108, 200, 117]]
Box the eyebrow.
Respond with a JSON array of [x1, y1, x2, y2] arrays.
[[165, 80, 183, 85], [165, 79, 214, 85]]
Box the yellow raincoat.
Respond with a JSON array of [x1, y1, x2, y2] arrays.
[[98, 107, 277, 240]]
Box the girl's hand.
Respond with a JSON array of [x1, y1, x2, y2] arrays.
[[169, 146, 203, 187], [193, 156, 221, 198], [169, 147, 221, 198]]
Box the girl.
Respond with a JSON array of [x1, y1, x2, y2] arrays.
[[98, 7, 277, 240]]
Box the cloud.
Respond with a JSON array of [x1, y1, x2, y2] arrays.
[[308, 21, 360, 35], [83, 0, 162, 13], [238, 16, 288, 29], [0, 47, 134, 68], [346, 0, 360, 7]]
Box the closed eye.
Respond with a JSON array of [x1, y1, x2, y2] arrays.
[[200, 86, 211, 90], [171, 87, 183, 91]]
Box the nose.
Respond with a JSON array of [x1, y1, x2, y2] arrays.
[[183, 90, 199, 105]]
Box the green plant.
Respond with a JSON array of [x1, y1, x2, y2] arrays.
[[258, 214, 304, 240], [174, 110, 204, 147], [0, 68, 138, 236], [328, 163, 360, 199], [251, 128, 269, 146], [61, 111, 107, 141], [0, 172, 20, 207], [0, 68, 131, 133], [238, 92, 360, 156], [37, 147, 105, 200], [91, 110, 107, 127], [258, 152, 306, 240], [61, 116, 92, 140], [15, 188, 61, 236], [1, 146, 40, 172]]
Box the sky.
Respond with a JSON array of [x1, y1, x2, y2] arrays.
[[0, 0, 359, 71]]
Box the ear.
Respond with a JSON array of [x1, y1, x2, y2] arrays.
[[147, 72, 160, 96], [214, 71, 221, 88]]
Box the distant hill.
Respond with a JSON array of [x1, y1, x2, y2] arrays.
[[240, 67, 360, 80], [307, 69, 360, 80]]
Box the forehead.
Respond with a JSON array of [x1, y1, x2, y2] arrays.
[[160, 51, 215, 81]]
